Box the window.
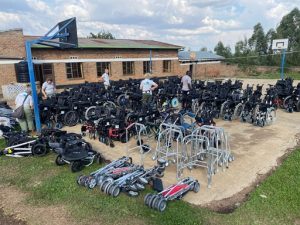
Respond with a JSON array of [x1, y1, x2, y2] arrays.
[[143, 61, 151, 74], [96, 62, 111, 77], [66, 63, 83, 79], [42, 64, 53, 78], [163, 60, 172, 73], [122, 61, 135, 76]]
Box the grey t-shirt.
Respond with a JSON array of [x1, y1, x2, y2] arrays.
[[181, 75, 191, 91], [42, 82, 55, 95]]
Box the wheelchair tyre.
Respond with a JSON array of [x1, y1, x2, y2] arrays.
[[64, 111, 79, 127], [31, 144, 47, 157], [71, 161, 85, 173], [55, 155, 66, 166]]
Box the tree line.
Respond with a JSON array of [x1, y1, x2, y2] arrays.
[[214, 8, 300, 67]]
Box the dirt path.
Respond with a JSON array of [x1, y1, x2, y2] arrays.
[[0, 185, 78, 225]]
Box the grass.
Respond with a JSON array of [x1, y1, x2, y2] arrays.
[[0, 138, 300, 225], [238, 72, 300, 80]]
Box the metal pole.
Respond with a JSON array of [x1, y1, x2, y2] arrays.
[[149, 50, 152, 73], [25, 41, 42, 133], [280, 49, 286, 79]]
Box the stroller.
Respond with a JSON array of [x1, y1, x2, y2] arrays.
[[46, 130, 102, 172]]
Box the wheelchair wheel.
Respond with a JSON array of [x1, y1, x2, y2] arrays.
[[220, 101, 229, 117], [103, 101, 116, 110], [144, 193, 153, 206], [193, 181, 200, 193], [233, 103, 244, 120], [64, 111, 79, 127], [157, 198, 167, 212], [85, 106, 96, 120], [71, 161, 85, 172], [296, 100, 300, 112], [55, 155, 66, 166], [31, 144, 47, 157], [283, 96, 292, 109]]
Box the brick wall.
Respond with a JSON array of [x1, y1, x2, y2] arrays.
[[0, 30, 184, 87], [0, 29, 25, 58], [0, 64, 17, 85], [31, 48, 182, 85], [31, 48, 178, 60]]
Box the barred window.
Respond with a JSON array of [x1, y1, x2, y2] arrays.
[[122, 61, 135, 76], [66, 63, 83, 79], [163, 60, 172, 73], [96, 62, 111, 77], [143, 61, 151, 74]]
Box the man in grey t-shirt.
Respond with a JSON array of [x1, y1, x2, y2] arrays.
[[100, 68, 110, 90], [42, 78, 56, 99], [181, 71, 192, 109]]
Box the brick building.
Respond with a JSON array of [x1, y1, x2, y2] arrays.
[[0, 28, 188, 88]]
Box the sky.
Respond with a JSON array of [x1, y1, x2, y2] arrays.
[[0, 0, 299, 51]]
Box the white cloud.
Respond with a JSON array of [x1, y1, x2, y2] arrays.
[[168, 15, 184, 24], [167, 26, 221, 36], [0, 12, 20, 24], [25, 0, 53, 16], [202, 16, 240, 29], [266, 3, 289, 19], [63, 4, 90, 20]]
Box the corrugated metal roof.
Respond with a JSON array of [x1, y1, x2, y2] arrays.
[[178, 51, 224, 62], [24, 36, 183, 50]]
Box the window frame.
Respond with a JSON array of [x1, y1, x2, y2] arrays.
[[163, 60, 172, 73], [122, 61, 135, 76], [96, 62, 111, 77], [143, 61, 151, 74], [65, 62, 83, 79]]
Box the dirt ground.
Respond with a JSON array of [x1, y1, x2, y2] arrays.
[[0, 185, 77, 225], [63, 78, 300, 207]]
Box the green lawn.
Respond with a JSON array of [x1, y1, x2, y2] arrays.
[[238, 72, 300, 80], [0, 138, 299, 225]]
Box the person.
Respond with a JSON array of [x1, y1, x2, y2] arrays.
[[181, 71, 192, 109], [15, 86, 34, 132], [42, 78, 56, 99], [100, 68, 110, 90], [140, 73, 158, 106]]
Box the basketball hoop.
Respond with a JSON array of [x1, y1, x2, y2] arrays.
[[272, 38, 289, 80], [272, 39, 288, 51]]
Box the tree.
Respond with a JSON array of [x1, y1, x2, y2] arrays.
[[234, 37, 250, 57], [88, 30, 115, 39], [248, 23, 268, 55], [200, 47, 208, 52], [276, 8, 300, 66], [214, 41, 232, 58]]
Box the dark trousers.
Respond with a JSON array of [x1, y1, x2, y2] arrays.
[[182, 90, 190, 109]]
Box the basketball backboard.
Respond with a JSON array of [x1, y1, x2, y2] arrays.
[[272, 39, 289, 50]]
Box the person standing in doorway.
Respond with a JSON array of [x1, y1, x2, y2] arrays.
[[140, 73, 158, 106], [42, 78, 56, 99], [15, 86, 34, 132], [181, 71, 192, 109], [100, 68, 110, 90]]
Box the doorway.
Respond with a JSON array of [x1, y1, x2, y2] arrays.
[[34, 63, 54, 85]]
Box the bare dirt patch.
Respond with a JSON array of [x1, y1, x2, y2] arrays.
[[0, 208, 27, 225], [0, 186, 78, 225]]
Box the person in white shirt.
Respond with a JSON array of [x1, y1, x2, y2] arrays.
[[100, 68, 110, 90], [15, 86, 34, 132], [140, 73, 158, 106], [42, 78, 56, 99], [181, 71, 192, 109]]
